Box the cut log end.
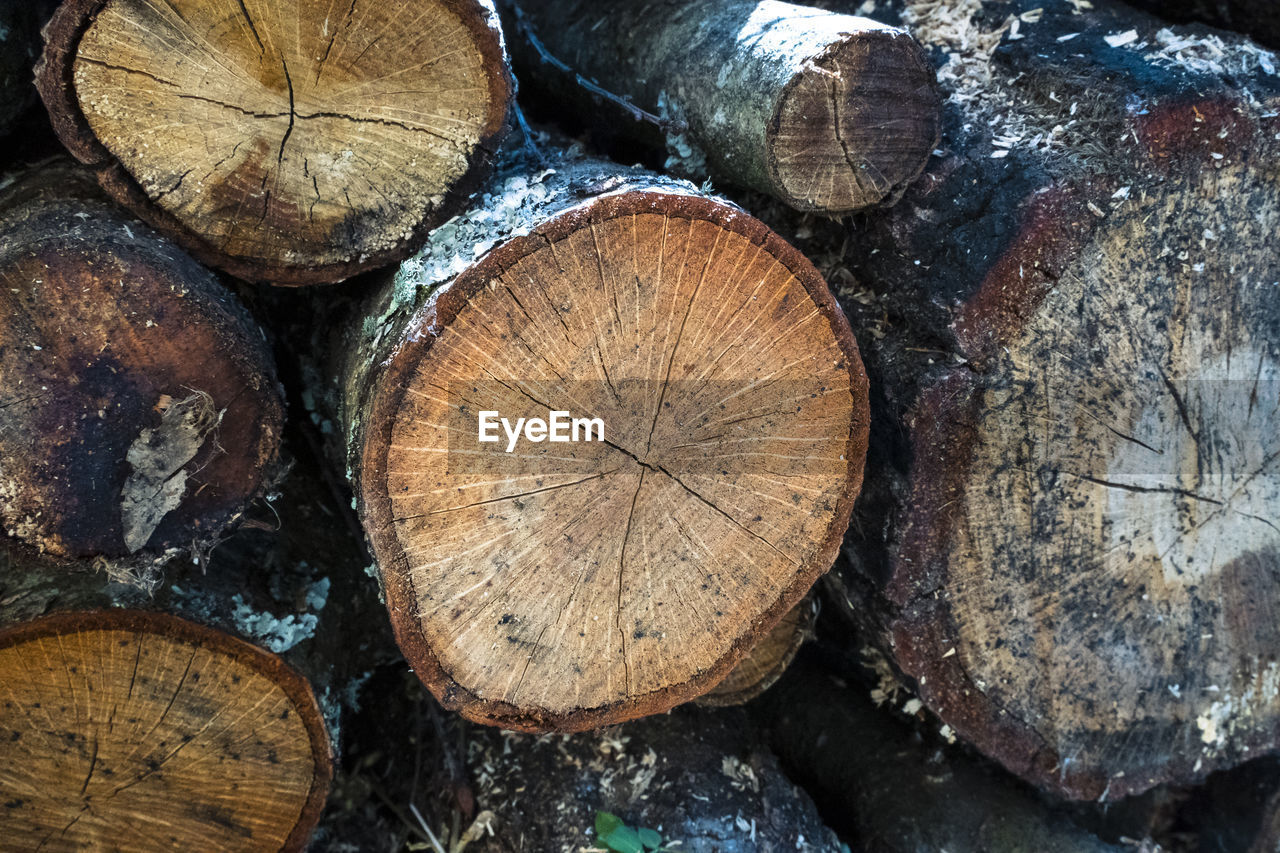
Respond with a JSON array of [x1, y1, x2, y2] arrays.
[[0, 163, 283, 560], [37, 0, 511, 284], [362, 190, 868, 731], [770, 27, 940, 213], [0, 610, 331, 851], [893, 106, 1280, 798]]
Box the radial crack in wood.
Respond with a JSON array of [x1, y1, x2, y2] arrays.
[[36, 0, 512, 284], [0, 610, 331, 852], [324, 154, 869, 730]]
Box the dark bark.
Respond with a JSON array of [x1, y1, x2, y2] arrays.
[[750, 0, 1280, 800], [1124, 0, 1280, 50]]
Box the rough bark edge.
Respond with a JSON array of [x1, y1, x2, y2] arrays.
[[880, 96, 1280, 801], [766, 28, 942, 213], [0, 608, 333, 850], [360, 190, 869, 732], [34, 0, 514, 285]]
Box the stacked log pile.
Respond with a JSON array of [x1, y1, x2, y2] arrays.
[[1, 0, 1277, 849]]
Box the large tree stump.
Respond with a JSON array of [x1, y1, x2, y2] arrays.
[[500, 0, 940, 214], [788, 0, 1280, 799], [0, 160, 282, 577], [36, 0, 512, 284], [314, 150, 869, 731], [0, 560, 332, 850]]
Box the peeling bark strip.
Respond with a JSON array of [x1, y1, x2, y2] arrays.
[[35, 0, 512, 285], [500, 0, 940, 214], [0, 559, 332, 851], [0, 160, 283, 567], [321, 151, 869, 731], [815, 0, 1280, 800]]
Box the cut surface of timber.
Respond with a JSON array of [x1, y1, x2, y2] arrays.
[[810, 0, 1280, 800], [37, 0, 511, 284], [502, 0, 939, 213], [340, 160, 868, 731], [0, 162, 282, 563], [0, 610, 330, 852], [697, 598, 811, 707]]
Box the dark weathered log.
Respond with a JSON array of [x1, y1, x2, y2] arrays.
[[764, 0, 1280, 800], [35, 0, 512, 284], [756, 659, 1136, 852], [310, 147, 869, 731], [0, 558, 332, 850], [499, 0, 941, 214], [0, 1, 57, 137], [456, 705, 842, 851], [1124, 0, 1280, 50], [0, 160, 283, 579]]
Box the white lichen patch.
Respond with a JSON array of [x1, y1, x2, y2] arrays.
[[120, 391, 222, 553], [229, 574, 332, 654], [658, 90, 710, 177], [1197, 662, 1280, 755]]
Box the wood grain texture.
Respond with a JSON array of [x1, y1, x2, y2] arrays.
[[793, 0, 1280, 800], [0, 610, 330, 852], [698, 598, 811, 707], [501, 0, 940, 213], [36, 0, 512, 284], [327, 154, 869, 731], [0, 160, 282, 564]]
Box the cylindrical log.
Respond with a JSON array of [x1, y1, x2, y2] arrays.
[[0, 560, 331, 851], [499, 0, 941, 214], [697, 597, 813, 707], [314, 149, 870, 731], [782, 0, 1280, 800], [35, 0, 513, 284], [756, 659, 1135, 852], [0, 1, 57, 136], [0, 160, 283, 576]]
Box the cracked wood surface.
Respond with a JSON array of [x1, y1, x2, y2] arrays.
[[809, 0, 1280, 800], [36, 0, 512, 284], [500, 0, 940, 214], [0, 609, 330, 852], [0, 160, 282, 562], [329, 155, 869, 730]]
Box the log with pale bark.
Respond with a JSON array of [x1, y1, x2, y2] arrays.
[[499, 0, 941, 214], [35, 0, 512, 284], [0, 559, 332, 851], [772, 0, 1280, 801], [309, 148, 869, 732], [0, 160, 283, 577]]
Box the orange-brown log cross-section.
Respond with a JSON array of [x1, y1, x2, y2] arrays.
[[0, 611, 330, 852], [356, 190, 869, 730]]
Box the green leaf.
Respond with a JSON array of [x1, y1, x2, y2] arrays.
[[595, 811, 645, 853], [637, 827, 663, 849]]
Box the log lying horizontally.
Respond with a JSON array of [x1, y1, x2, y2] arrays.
[[0, 558, 332, 850], [36, 0, 512, 284], [315, 149, 869, 731], [809, 0, 1280, 799], [500, 0, 940, 214], [0, 160, 282, 576]]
